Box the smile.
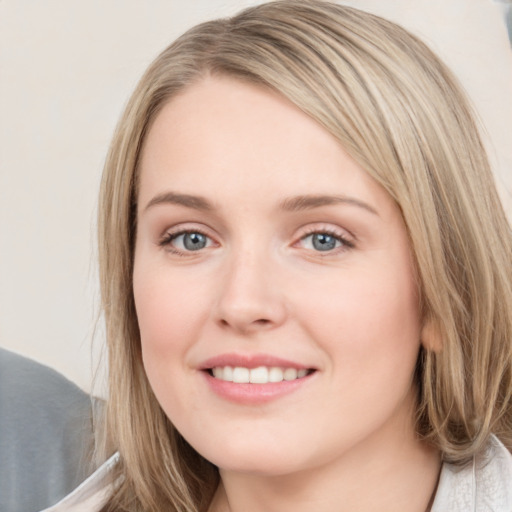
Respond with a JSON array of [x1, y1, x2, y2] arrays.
[[199, 354, 317, 403], [210, 366, 311, 383]]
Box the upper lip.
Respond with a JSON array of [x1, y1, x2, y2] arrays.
[[199, 353, 314, 371]]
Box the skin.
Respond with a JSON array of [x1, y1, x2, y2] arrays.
[[133, 75, 440, 512]]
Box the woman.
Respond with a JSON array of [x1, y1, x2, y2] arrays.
[[44, 1, 512, 511]]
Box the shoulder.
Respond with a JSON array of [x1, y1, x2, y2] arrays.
[[40, 453, 120, 512], [0, 347, 89, 411], [0, 348, 94, 440], [432, 435, 512, 511], [0, 348, 96, 511]]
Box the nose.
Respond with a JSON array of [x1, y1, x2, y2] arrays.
[[213, 250, 288, 334]]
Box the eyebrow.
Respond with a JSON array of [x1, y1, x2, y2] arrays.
[[280, 195, 379, 216], [143, 191, 378, 216], [143, 192, 214, 212]]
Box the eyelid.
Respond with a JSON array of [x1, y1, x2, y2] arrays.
[[155, 222, 355, 257], [293, 224, 356, 252], [157, 223, 219, 255]]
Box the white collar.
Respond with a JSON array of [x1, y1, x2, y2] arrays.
[[431, 435, 512, 511], [39, 452, 120, 512]]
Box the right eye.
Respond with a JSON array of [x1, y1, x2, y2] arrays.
[[159, 230, 214, 254]]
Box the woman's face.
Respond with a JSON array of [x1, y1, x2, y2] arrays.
[[134, 76, 424, 476]]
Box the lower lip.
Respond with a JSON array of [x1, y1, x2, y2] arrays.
[[202, 371, 314, 404]]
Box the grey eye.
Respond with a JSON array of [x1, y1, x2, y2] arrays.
[[183, 232, 207, 250], [312, 233, 338, 251], [301, 233, 341, 252], [173, 232, 210, 251]]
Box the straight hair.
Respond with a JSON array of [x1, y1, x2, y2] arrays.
[[97, 2, 512, 510]]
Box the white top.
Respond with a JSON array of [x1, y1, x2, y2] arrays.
[[41, 436, 512, 512], [431, 436, 512, 511]]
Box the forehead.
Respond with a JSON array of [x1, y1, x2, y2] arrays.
[[140, 75, 330, 172], [138, 75, 396, 219]]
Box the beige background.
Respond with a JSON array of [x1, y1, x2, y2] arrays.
[[1, 0, 511, 395]]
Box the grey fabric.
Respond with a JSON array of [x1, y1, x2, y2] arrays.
[[493, 0, 512, 44], [0, 348, 95, 512]]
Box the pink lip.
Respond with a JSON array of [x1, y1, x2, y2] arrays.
[[203, 374, 313, 404], [198, 353, 316, 404], [199, 353, 311, 371]]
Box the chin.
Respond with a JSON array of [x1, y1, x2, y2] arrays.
[[215, 457, 305, 477], [190, 436, 308, 476]]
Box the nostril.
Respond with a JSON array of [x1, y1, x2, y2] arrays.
[[218, 317, 272, 330]]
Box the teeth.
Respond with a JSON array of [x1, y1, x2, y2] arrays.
[[283, 368, 298, 381], [212, 367, 224, 379], [211, 366, 310, 383], [223, 366, 234, 381], [269, 367, 283, 382], [232, 367, 250, 383], [249, 366, 268, 384]]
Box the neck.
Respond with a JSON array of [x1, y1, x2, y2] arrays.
[[209, 422, 441, 512]]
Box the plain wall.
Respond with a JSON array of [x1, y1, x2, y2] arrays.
[[1, 0, 511, 395]]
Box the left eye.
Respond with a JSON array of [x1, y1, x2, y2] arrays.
[[300, 232, 343, 252], [169, 232, 212, 251]]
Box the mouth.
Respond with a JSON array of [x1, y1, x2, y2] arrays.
[[207, 366, 316, 384], [199, 354, 317, 402]]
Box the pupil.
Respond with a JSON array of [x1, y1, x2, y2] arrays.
[[184, 233, 206, 250], [312, 233, 336, 251]]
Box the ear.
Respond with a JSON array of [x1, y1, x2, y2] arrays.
[[421, 318, 442, 352]]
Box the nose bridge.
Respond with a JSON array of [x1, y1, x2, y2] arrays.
[[229, 243, 267, 289], [214, 241, 286, 332]]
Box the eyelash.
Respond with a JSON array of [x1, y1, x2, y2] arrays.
[[296, 227, 355, 254], [158, 228, 215, 256], [157, 226, 355, 256]]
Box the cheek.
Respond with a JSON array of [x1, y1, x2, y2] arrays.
[[299, 262, 421, 376], [310, 272, 422, 439], [132, 261, 218, 417], [132, 264, 205, 415], [133, 272, 178, 353], [133, 262, 210, 355]]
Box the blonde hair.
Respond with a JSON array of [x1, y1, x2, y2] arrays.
[[97, 1, 512, 510]]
